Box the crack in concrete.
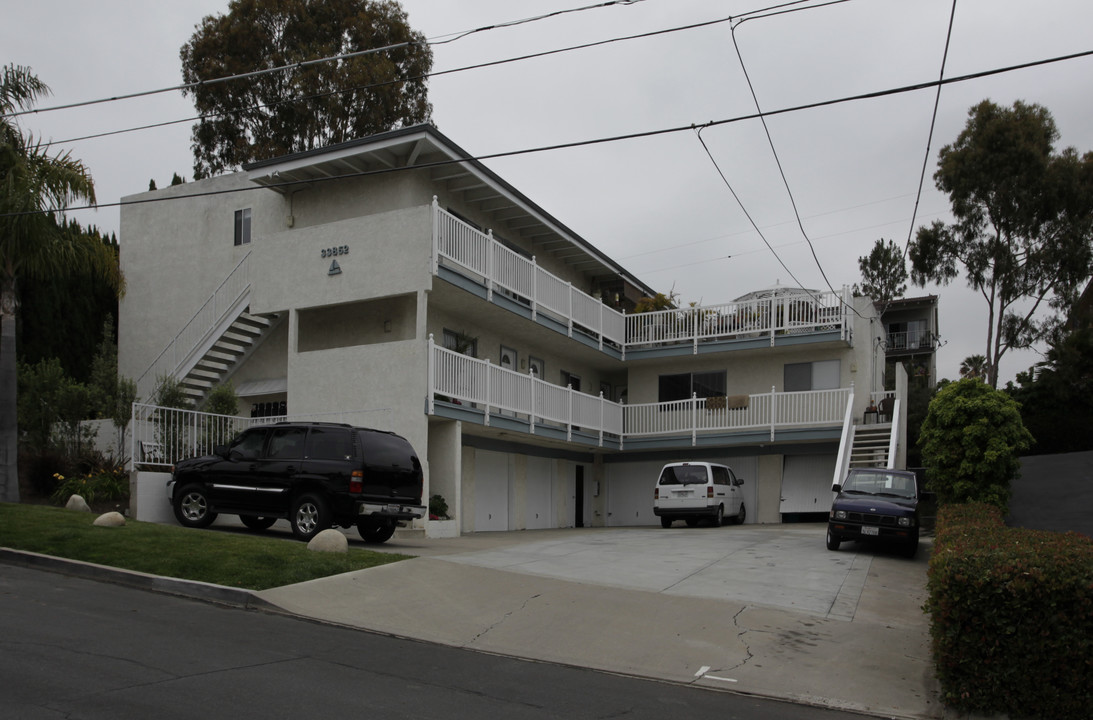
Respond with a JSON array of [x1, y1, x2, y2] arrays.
[[469, 593, 542, 644]]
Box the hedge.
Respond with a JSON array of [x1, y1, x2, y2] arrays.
[[926, 504, 1093, 719]]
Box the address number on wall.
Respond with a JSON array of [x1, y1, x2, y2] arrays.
[[321, 245, 349, 258]]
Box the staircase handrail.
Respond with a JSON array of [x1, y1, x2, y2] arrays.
[[886, 397, 901, 469], [831, 385, 855, 489], [135, 252, 252, 397]]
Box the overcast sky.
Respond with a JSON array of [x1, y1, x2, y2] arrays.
[[5, 0, 1093, 385]]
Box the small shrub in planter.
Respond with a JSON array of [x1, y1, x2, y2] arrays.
[[50, 466, 129, 508]]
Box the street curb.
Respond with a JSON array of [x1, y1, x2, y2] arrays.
[[0, 548, 277, 612]]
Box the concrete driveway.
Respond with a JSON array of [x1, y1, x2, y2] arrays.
[[259, 524, 944, 718]]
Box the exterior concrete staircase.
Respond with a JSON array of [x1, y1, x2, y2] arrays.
[[136, 252, 284, 404], [847, 422, 894, 469], [177, 310, 283, 403]]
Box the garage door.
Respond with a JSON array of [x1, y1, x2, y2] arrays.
[[475, 450, 509, 531], [525, 456, 554, 529], [780, 454, 836, 514]]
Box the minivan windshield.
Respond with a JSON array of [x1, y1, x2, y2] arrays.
[[659, 465, 709, 485]]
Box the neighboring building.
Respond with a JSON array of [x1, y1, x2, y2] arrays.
[[120, 124, 906, 534], [880, 295, 939, 388]]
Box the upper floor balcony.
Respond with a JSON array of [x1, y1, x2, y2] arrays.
[[432, 201, 853, 359], [885, 330, 937, 355]]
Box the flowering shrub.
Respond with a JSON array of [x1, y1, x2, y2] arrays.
[[926, 503, 1093, 719], [50, 467, 129, 507]]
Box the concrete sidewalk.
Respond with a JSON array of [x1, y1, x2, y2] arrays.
[[258, 525, 945, 719]]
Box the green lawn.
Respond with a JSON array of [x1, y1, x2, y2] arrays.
[[0, 503, 410, 590]]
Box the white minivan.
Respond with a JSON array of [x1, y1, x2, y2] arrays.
[[653, 461, 746, 528]]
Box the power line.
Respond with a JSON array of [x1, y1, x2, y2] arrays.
[[4, 47, 1093, 220], [47, 12, 736, 148], [2, 0, 649, 121], [729, 2, 852, 304]]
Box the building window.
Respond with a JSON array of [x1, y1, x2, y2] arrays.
[[234, 208, 252, 246], [784, 360, 840, 392], [442, 329, 477, 357], [658, 371, 726, 403]]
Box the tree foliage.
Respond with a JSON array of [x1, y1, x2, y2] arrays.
[[909, 100, 1093, 388], [918, 378, 1033, 511], [855, 238, 907, 304], [959, 354, 989, 380], [180, 0, 433, 178], [1005, 323, 1093, 455], [2, 64, 121, 503]]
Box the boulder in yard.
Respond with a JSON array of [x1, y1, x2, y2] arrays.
[[65, 495, 91, 512], [93, 511, 126, 527], [307, 528, 348, 553]]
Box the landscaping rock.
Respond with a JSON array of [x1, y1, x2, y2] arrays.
[[65, 495, 91, 512], [307, 528, 348, 553], [93, 511, 126, 527]]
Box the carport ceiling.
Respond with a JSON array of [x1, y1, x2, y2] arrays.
[[246, 126, 653, 292]]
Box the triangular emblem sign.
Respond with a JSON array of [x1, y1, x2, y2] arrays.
[[328, 259, 342, 276]]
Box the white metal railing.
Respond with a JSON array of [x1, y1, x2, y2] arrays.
[[428, 338, 851, 446], [886, 330, 934, 352], [433, 199, 850, 355], [130, 403, 391, 469], [135, 252, 252, 398]]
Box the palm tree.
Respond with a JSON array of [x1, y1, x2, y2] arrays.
[[959, 354, 990, 381], [1, 65, 122, 503]]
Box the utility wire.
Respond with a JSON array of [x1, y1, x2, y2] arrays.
[[693, 125, 815, 296], [729, 3, 850, 306], [2, 0, 648, 120], [4, 47, 1093, 220], [48, 12, 735, 148]]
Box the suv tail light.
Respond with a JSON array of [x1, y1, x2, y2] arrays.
[[654, 488, 660, 499], [350, 470, 363, 493], [707, 486, 714, 498]]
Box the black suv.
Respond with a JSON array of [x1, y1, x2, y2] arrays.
[[826, 467, 920, 558], [168, 422, 425, 543]]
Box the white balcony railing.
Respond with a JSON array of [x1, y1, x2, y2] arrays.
[[428, 338, 851, 446], [432, 200, 850, 355]]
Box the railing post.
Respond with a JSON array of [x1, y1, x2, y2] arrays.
[[566, 383, 573, 441], [486, 229, 495, 302], [427, 333, 436, 415], [529, 368, 537, 435], [484, 358, 492, 427], [566, 281, 574, 337], [130, 402, 137, 470], [621, 309, 627, 360], [770, 385, 777, 441], [598, 391, 605, 447], [692, 308, 698, 355], [531, 256, 539, 321], [599, 299, 605, 351], [691, 392, 698, 446], [431, 196, 439, 275]]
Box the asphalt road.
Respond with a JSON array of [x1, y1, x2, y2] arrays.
[[0, 564, 877, 720]]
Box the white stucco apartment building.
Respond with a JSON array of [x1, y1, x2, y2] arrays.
[[119, 124, 907, 534]]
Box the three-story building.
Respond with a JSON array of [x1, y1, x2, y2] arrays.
[[120, 124, 905, 534]]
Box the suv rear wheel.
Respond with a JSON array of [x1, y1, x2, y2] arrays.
[[174, 484, 217, 528], [290, 493, 331, 541]]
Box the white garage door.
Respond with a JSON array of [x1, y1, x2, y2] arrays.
[[526, 456, 554, 529], [475, 450, 510, 531], [780, 454, 836, 514], [605, 461, 662, 526]]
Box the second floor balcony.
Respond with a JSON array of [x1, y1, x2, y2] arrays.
[[428, 338, 852, 449], [432, 201, 853, 358], [885, 330, 936, 354]]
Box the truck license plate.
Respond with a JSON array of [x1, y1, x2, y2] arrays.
[[861, 526, 879, 536], [386, 504, 400, 513]]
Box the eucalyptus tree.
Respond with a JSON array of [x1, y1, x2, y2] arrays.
[[180, 0, 433, 178], [909, 100, 1093, 387]]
